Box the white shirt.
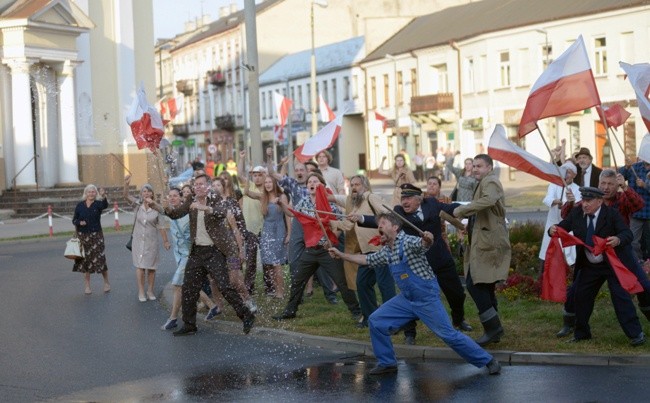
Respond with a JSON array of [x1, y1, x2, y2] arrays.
[[585, 207, 602, 264], [583, 165, 592, 187]]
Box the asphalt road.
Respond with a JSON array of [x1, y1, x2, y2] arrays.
[[2, 231, 649, 402]]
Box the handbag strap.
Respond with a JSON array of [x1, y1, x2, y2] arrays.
[[130, 206, 139, 235]]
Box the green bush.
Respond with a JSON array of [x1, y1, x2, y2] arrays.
[[509, 220, 545, 244]]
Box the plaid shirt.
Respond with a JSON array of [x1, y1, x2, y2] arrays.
[[560, 187, 644, 226], [279, 176, 309, 206], [295, 195, 342, 245], [366, 231, 435, 280], [620, 162, 650, 219]]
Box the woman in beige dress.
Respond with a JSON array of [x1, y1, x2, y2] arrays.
[[124, 175, 170, 302], [378, 154, 416, 205]]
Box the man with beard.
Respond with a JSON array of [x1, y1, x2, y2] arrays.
[[574, 147, 602, 188], [353, 183, 473, 344], [329, 212, 500, 376], [331, 175, 396, 329]]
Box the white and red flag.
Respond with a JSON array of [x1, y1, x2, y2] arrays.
[[157, 96, 183, 123], [126, 84, 165, 152], [519, 35, 601, 137], [595, 104, 631, 129], [638, 134, 650, 163], [619, 62, 650, 132], [374, 111, 388, 132], [294, 110, 345, 163], [319, 94, 335, 122], [273, 125, 285, 142], [488, 125, 564, 186], [273, 91, 293, 127]]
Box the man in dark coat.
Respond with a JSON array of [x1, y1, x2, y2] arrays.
[[574, 147, 603, 188]]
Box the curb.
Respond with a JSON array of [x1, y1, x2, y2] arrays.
[[160, 283, 650, 367]]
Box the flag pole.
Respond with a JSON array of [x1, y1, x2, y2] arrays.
[[608, 126, 639, 179], [599, 109, 618, 170], [534, 123, 569, 188], [314, 212, 333, 249]]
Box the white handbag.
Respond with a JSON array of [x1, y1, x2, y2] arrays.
[[64, 237, 84, 260]]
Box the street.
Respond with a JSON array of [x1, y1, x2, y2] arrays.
[[1, 232, 649, 402]]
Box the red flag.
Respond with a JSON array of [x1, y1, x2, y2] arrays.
[[319, 94, 336, 122], [542, 227, 643, 302], [519, 36, 601, 137], [488, 125, 564, 186], [273, 125, 285, 142], [368, 235, 382, 246], [289, 185, 339, 247], [294, 112, 343, 163], [167, 96, 183, 120], [619, 62, 650, 132], [126, 84, 165, 152], [273, 92, 293, 127], [595, 104, 631, 129], [374, 111, 388, 132]]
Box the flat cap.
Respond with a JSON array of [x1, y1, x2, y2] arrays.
[[574, 147, 593, 159], [579, 186, 604, 200], [399, 183, 422, 198]]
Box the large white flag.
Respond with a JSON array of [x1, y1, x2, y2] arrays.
[[294, 112, 344, 163]]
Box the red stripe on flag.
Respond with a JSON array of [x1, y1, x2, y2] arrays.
[[488, 147, 564, 186]]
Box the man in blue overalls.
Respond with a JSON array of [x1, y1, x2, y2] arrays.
[[328, 211, 500, 376]]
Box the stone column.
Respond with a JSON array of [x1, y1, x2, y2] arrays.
[[6, 59, 36, 188], [56, 60, 81, 185]]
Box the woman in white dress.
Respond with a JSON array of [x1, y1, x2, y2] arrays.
[[539, 162, 581, 266]]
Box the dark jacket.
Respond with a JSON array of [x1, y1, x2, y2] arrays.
[[575, 164, 603, 188]]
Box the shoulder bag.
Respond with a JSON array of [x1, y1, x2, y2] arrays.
[[126, 207, 139, 251], [65, 231, 84, 260]]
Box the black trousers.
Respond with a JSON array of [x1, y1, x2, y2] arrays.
[[573, 263, 642, 340], [432, 259, 467, 324], [182, 245, 253, 326], [243, 231, 259, 295], [284, 247, 360, 316], [465, 267, 497, 315]]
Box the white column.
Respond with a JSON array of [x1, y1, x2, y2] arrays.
[[7, 59, 36, 187], [57, 61, 81, 185]]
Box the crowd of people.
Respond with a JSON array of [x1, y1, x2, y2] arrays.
[[70, 141, 650, 376]]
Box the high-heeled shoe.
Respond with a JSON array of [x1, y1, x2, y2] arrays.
[[147, 291, 157, 301], [138, 294, 147, 302]]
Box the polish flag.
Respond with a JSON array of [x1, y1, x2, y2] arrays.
[[167, 96, 183, 120], [126, 83, 165, 152], [273, 92, 293, 127], [619, 62, 650, 132], [294, 110, 344, 163], [273, 125, 285, 142], [595, 104, 631, 129], [638, 134, 650, 163], [488, 125, 564, 186], [319, 94, 335, 122], [519, 36, 601, 137], [374, 111, 388, 132]]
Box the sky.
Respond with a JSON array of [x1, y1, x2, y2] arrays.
[[153, 0, 245, 40]]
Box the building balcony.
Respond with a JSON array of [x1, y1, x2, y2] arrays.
[[207, 69, 226, 87], [214, 114, 236, 132], [172, 123, 189, 138], [410, 93, 454, 114], [176, 79, 194, 96]]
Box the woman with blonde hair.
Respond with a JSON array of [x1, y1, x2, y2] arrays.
[[243, 174, 291, 299], [123, 175, 170, 302], [379, 153, 417, 205], [72, 184, 111, 294]]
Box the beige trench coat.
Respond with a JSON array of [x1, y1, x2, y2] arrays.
[[453, 171, 511, 284]]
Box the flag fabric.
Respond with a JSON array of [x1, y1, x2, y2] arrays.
[[167, 96, 183, 120], [638, 134, 650, 163], [519, 35, 601, 137], [273, 92, 293, 127], [289, 185, 339, 247], [619, 62, 650, 132], [319, 94, 336, 122], [126, 84, 165, 152], [595, 104, 631, 129], [488, 125, 564, 186], [294, 112, 343, 163], [542, 227, 643, 302], [374, 111, 388, 132]]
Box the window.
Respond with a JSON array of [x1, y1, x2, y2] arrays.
[[370, 76, 377, 109], [306, 83, 311, 109], [352, 75, 358, 99], [479, 55, 487, 91], [433, 64, 448, 93], [297, 85, 303, 108], [541, 43, 553, 71], [568, 121, 580, 153], [290, 87, 295, 103], [410, 69, 418, 97], [499, 52, 511, 87], [322, 80, 328, 103], [268, 92, 273, 120], [343, 76, 350, 101], [383, 74, 390, 107], [594, 37, 607, 75], [261, 91, 266, 119], [518, 48, 529, 86], [465, 57, 475, 93], [331, 79, 337, 109], [397, 71, 403, 105], [620, 32, 634, 65]]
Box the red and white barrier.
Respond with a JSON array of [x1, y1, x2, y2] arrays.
[[48, 205, 53, 237], [114, 201, 120, 231]]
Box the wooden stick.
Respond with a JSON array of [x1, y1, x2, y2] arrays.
[[609, 126, 639, 180], [110, 153, 133, 175], [599, 106, 618, 170], [302, 208, 346, 218], [439, 211, 465, 231], [381, 204, 425, 236], [314, 211, 333, 249]]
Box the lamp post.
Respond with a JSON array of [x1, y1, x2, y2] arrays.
[[386, 54, 402, 150], [310, 0, 328, 135], [536, 28, 556, 146]]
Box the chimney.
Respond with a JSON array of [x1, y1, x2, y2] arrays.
[[219, 6, 229, 18], [185, 20, 196, 32], [230, 2, 238, 14]]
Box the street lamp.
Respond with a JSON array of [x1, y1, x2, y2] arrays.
[[310, 0, 328, 135], [385, 54, 402, 149]]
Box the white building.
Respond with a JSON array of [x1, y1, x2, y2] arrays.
[[361, 0, 650, 181]]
